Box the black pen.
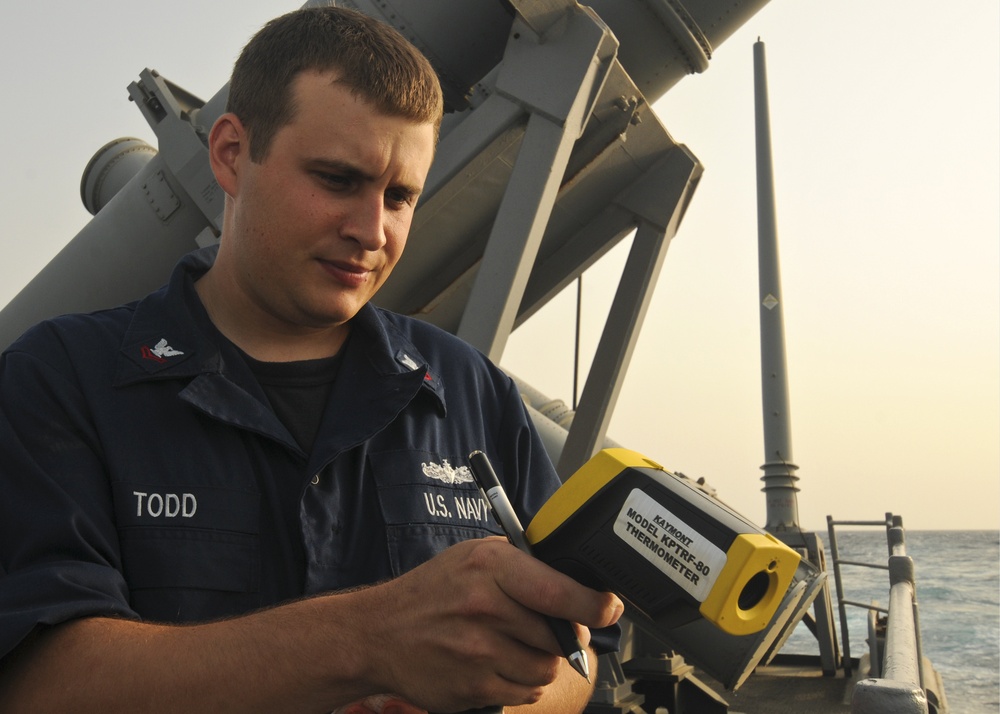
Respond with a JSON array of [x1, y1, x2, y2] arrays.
[[467, 450, 590, 682]]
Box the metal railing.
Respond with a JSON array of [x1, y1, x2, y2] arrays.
[[827, 514, 933, 714], [827, 513, 892, 677]]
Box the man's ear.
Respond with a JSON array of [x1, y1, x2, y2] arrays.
[[208, 113, 247, 197]]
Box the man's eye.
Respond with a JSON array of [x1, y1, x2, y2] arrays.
[[386, 189, 415, 208], [317, 172, 352, 189]]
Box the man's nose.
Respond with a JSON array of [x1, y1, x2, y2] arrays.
[[344, 193, 387, 251]]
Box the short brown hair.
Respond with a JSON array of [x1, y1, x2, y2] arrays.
[[227, 6, 444, 162]]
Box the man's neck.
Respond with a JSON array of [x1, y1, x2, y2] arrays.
[[193, 268, 351, 363]]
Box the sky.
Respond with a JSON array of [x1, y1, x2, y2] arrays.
[[1, 1, 997, 531]]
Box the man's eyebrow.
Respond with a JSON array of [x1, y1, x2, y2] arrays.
[[310, 158, 373, 182], [310, 158, 423, 196]]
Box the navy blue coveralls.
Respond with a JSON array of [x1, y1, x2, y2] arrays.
[[0, 248, 563, 659]]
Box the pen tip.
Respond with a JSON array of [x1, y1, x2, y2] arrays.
[[569, 651, 590, 682]]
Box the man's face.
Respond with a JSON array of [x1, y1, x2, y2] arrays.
[[221, 70, 436, 335]]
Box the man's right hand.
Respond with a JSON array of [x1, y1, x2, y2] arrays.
[[356, 537, 623, 712]]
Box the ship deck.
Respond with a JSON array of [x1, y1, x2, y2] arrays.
[[606, 653, 863, 714], [699, 655, 858, 713]]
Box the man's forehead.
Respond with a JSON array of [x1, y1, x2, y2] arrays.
[[288, 70, 435, 136], [289, 69, 408, 121], [276, 77, 433, 186]]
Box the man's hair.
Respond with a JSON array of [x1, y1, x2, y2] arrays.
[[227, 6, 444, 162]]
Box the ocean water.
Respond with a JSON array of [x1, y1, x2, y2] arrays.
[[781, 529, 1000, 713]]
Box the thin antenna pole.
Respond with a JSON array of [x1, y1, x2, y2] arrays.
[[754, 40, 800, 531], [573, 275, 582, 410]]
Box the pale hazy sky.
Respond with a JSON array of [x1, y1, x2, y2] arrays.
[[1, 1, 997, 530]]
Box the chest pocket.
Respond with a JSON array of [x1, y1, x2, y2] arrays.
[[112, 481, 261, 622], [369, 449, 504, 577]]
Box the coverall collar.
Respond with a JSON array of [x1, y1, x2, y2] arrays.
[[112, 246, 446, 466]]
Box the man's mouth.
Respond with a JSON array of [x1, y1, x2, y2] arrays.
[[318, 258, 371, 288]]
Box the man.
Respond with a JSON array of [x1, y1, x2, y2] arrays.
[[0, 7, 621, 713]]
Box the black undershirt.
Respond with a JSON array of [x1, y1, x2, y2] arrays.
[[242, 351, 344, 453]]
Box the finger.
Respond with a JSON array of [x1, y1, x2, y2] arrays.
[[457, 540, 617, 658], [437, 607, 562, 687], [491, 545, 624, 628], [491, 634, 563, 688]]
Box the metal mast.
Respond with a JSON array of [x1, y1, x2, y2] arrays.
[[754, 39, 800, 531]]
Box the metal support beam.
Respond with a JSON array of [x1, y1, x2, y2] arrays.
[[416, 92, 525, 219], [556, 148, 701, 477], [457, 7, 618, 360]]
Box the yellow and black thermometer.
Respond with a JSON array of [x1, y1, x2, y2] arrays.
[[525, 448, 800, 636]]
